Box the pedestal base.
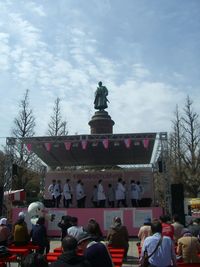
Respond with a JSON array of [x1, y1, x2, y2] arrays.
[[88, 110, 115, 134]]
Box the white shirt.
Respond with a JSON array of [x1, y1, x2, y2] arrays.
[[63, 183, 72, 200], [53, 183, 62, 198], [97, 183, 106, 201], [130, 182, 139, 199], [115, 182, 125, 200], [76, 183, 85, 200]]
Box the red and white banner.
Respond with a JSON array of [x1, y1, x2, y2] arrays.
[[4, 190, 26, 201], [26, 143, 32, 152], [44, 142, 51, 151], [124, 138, 131, 148], [81, 140, 88, 150], [102, 138, 109, 149], [143, 138, 149, 149], [64, 141, 71, 151]]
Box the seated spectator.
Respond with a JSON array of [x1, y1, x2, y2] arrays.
[[160, 214, 174, 240], [171, 214, 184, 243], [58, 215, 72, 241], [188, 218, 200, 237], [31, 217, 50, 254], [84, 218, 104, 242], [141, 219, 176, 267], [50, 235, 91, 267], [138, 217, 152, 247], [106, 216, 129, 259], [77, 232, 113, 267], [12, 212, 30, 246], [67, 217, 84, 239], [177, 228, 200, 263], [22, 252, 48, 267], [0, 218, 11, 246]]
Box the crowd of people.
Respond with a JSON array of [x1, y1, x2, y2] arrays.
[[1, 211, 200, 266], [138, 214, 200, 266], [48, 178, 144, 208]]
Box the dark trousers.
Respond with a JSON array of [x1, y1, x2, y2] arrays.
[[63, 198, 70, 208], [131, 198, 138, 207], [56, 195, 61, 208]]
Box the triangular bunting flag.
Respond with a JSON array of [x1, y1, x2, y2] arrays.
[[143, 138, 149, 149], [44, 143, 51, 151], [64, 141, 71, 151], [124, 138, 131, 148], [26, 143, 32, 152], [102, 138, 109, 149], [81, 140, 88, 150]]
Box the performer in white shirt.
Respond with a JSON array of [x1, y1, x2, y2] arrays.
[[115, 178, 126, 207], [48, 179, 56, 207], [130, 180, 139, 207], [97, 179, 106, 208], [53, 180, 62, 208], [63, 179, 72, 208], [76, 180, 86, 208]]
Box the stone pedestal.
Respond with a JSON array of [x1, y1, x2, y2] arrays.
[[88, 111, 115, 134]]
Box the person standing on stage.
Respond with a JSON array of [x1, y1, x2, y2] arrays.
[[130, 180, 139, 207], [76, 180, 86, 208], [97, 179, 106, 208], [107, 183, 115, 208], [115, 178, 126, 207], [137, 181, 143, 207], [91, 185, 98, 208], [63, 179, 72, 208], [48, 179, 56, 207], [53, 180, 62, 208]]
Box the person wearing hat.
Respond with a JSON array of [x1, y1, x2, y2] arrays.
[[0, 218, 10, 246], [50, 235, 91, 267], [12, 211, 30, 246], [106, 216, 129, 260], [138, 217, 152, 247], [177, 228, 200, 263], [77, 232, 113, 267]]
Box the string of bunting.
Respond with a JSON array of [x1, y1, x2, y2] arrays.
[[25, 138, 150, 152]]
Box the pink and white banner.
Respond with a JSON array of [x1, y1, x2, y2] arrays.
[[81, 140, 88, 150], [64, 141, 71, 151], [143, 138, 149, 149], [102, 138, 109, 149], [44, 143, 51, 151], [124, 138, 131, 148], [26, 143, 32, 152]]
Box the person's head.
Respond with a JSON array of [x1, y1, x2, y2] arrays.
[[181, 228, 192, 237], [52, 179, 56, 184], [159, 214, 171, 223], [151, 219, 162, 234], [193, 218, 200, 225], [36, 217, 45, 225], [143, 217, 151, 226], [66, 179, 70, 183], [118, 178, 122, 183], [62, 235, 78, 252], [98, 179, 102, 184], [172, 214, 180, 223], [131, 180, 135, 184], [93, 185, 97, 189], [0, 218, 7, 225], [22, 253, 48, 267], [137, 181, 140, 185], [86, 219, 102, 237], [77, 232, 93, 250], [18, 211, 25, 220], [77, 179, 81, 184], [70, 216, 78, 226], [108, 183, 112, 188]]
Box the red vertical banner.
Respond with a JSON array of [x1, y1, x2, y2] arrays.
[[81, 140, 88, 150], [102, 138, 109, 149], [26, 143, 32, 152], [124, 138, 131, 148], [64, 141, 71, 151], [44, 142, 51, 151], [143, 138, 149, 149]]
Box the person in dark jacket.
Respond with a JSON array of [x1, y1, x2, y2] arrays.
[[58, 215, 72, 241], [31, 217, 50, 254], [50, 235, 91, 267], [106, 216, 129, 259]]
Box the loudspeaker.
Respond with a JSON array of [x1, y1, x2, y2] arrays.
[[171, 183, 185, 225]]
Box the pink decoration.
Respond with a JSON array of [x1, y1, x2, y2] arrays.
[[44, 142, 51, 151], [26, 143, 32, 152], [64, 141, 71, 151], [124, 138, 131, 148], [143, 138, 149, 149], [81, 140, 88, 150], [102, 138, 109, 149]]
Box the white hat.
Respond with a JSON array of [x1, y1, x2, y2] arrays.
[[0, 218, 7, 225], [18, 211, 25, 219]]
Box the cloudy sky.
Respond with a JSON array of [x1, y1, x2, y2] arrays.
[[0, 0, 200, 147]]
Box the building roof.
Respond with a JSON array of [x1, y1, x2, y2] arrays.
[[22, 132, 157, 168]]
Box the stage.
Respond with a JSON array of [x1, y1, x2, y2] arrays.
[[13, 206, 163, 237]]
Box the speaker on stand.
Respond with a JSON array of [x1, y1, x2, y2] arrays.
[[171, 183, 185, 225]]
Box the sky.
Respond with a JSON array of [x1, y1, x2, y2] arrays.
[[0, 0, 200, 148]]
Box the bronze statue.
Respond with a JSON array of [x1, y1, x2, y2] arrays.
[[94, 81, 109, 110]]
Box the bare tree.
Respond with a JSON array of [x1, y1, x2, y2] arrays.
[[169, 96, 200, 196], [47, 97, 68, 136]]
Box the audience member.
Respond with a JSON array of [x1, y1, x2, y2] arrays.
[[12, 212, 30, 246], [22, 253, 48, 267], [188, 218, 200, 237], [84, 218, 104, 242], [67, 217, 84, 239], [140, 219, 176, 267], [106, 216, 129, 259], [171, 214, 184, 243], [31, 217, 50, 254], [77, 232, 113, 267], [97, 179, 106, 208], [177, 228, 200, 263], [0, 218, 11, 246], [138, 217, 152, 247], [58, 215, 72, 241], [160, 214, 174, 240], [50, 235, 91, 267]]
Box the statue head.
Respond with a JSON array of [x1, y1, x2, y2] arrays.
[[98, 81, 102, 86]]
